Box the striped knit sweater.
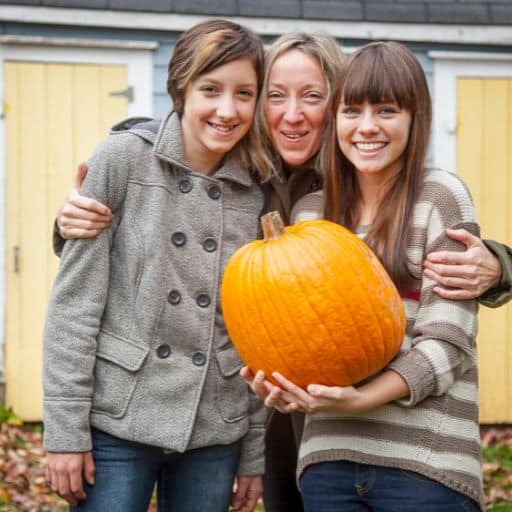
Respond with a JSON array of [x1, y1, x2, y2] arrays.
[[291, 168, 483, 509]]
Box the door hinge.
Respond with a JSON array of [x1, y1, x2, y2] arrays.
[[13, 245, 20, 273]]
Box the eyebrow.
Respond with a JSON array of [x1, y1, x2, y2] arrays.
[[198, 78, 257, 88], [268, 81, 327, 91]]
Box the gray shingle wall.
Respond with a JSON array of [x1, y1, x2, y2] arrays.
[[1, 0, 510, 24], [303, 1, 364, 21]]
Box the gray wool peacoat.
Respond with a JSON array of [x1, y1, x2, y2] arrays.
[[43, 112, 267, 475]]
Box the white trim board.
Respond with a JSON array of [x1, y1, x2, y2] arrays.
[[2, 5, 512, 46], [0, 42, 154, 377], [430, 51, 512, 174], [0, 35, 158, 50]]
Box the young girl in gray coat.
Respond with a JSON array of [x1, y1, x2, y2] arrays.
[[43, 19, 266, 512]]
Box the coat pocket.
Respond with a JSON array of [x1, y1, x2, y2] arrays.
[[216, 346, 249, 423], [91, 330, 149, 418]]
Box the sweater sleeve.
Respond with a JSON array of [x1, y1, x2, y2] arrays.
[[42, 134, 133, 452], [388, 171, 479, 407], [478, 240, 512, 308]]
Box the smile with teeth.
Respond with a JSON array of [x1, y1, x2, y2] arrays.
[[354, 142, 387, 151], [208, 122, 238, 133], [282, 131, 307, 140]]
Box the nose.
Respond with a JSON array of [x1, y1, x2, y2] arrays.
[[217, 93, 236, 120], [358, 110, 378, 134], [283, 97, 304, 124]]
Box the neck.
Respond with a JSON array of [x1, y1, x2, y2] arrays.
[[356, 172, 398, 225]]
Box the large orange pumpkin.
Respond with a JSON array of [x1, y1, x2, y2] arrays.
[[221, 211, 406, 388]]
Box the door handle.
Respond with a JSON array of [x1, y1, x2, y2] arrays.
[[109, 86, 134, 103]]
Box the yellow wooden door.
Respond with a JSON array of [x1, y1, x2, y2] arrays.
[[5, 61, 128, 420], [457, 77, 512, 423]]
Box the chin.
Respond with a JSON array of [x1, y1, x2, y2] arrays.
[[282, 152, 311, 167]]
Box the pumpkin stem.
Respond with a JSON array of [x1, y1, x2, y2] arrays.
[[261, 211, 286, 241]]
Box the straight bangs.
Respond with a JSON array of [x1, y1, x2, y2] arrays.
[[341, 44, 416, 112]]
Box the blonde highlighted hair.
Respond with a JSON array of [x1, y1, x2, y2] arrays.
[[253, 32, 345, 181]]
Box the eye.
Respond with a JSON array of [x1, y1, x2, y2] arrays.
[[267, 91, 285, 102], [304, 91, 326, 104], [238, 89, 255, 99], [378, 105, 400, 115], [340, 105, 360, 116], [199, 85, 218, 94]]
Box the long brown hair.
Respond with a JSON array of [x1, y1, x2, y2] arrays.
[[323, 41, 432, 290]]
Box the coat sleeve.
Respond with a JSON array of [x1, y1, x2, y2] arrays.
[[478, 240, 512, 308], [388, 173, 480, 407], [52, 220, 66, 257], [236, 391, 269, 475], [42, 133, 133, 452]]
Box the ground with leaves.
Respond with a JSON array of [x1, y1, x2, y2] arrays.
[[0, 421, 510, 511]]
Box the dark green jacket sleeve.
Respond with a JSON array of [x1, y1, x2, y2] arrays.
[[479, 240, 512, 308], [52, 220, 65, 257]]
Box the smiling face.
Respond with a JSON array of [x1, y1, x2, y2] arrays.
[[264, 49, 328, 167], [180, 58, 258, 173], [337, 100, 412, 183]]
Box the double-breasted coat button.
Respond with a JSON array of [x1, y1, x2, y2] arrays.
[[192, 351, 207, 366], [207, 185, 221, 200], [171, 232, 187, 246], [168, 290, 181, 305], [202, 237, 217, 252], [156, 344, 171, 359], [179, 178, 193, 193], [196, 294, 211, 308]]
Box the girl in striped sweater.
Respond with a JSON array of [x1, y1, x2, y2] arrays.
[[256, 41, 483, 511]]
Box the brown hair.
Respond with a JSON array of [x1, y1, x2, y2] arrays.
[[166, 20, 265, 171], [253, 32, 345, 181], [323, 41, 432, 290]]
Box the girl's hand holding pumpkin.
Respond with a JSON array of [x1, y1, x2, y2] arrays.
[[271, 370, 410, 416], [271, 372, 364, 415], [240, 367, 272, 401], [240, 367, 298, 414]]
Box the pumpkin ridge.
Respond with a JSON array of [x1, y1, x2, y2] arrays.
[[264, 238, 320, 383], [240, 248, 274, 376], [284, 232, 346, 386], [321, 227, 396, 381], [309, 227, 373, 383], [357, 244, 404, 375]]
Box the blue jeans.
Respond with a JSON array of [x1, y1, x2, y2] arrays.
[[299, 461, 480, 512], [72, 428, 241, 512]]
